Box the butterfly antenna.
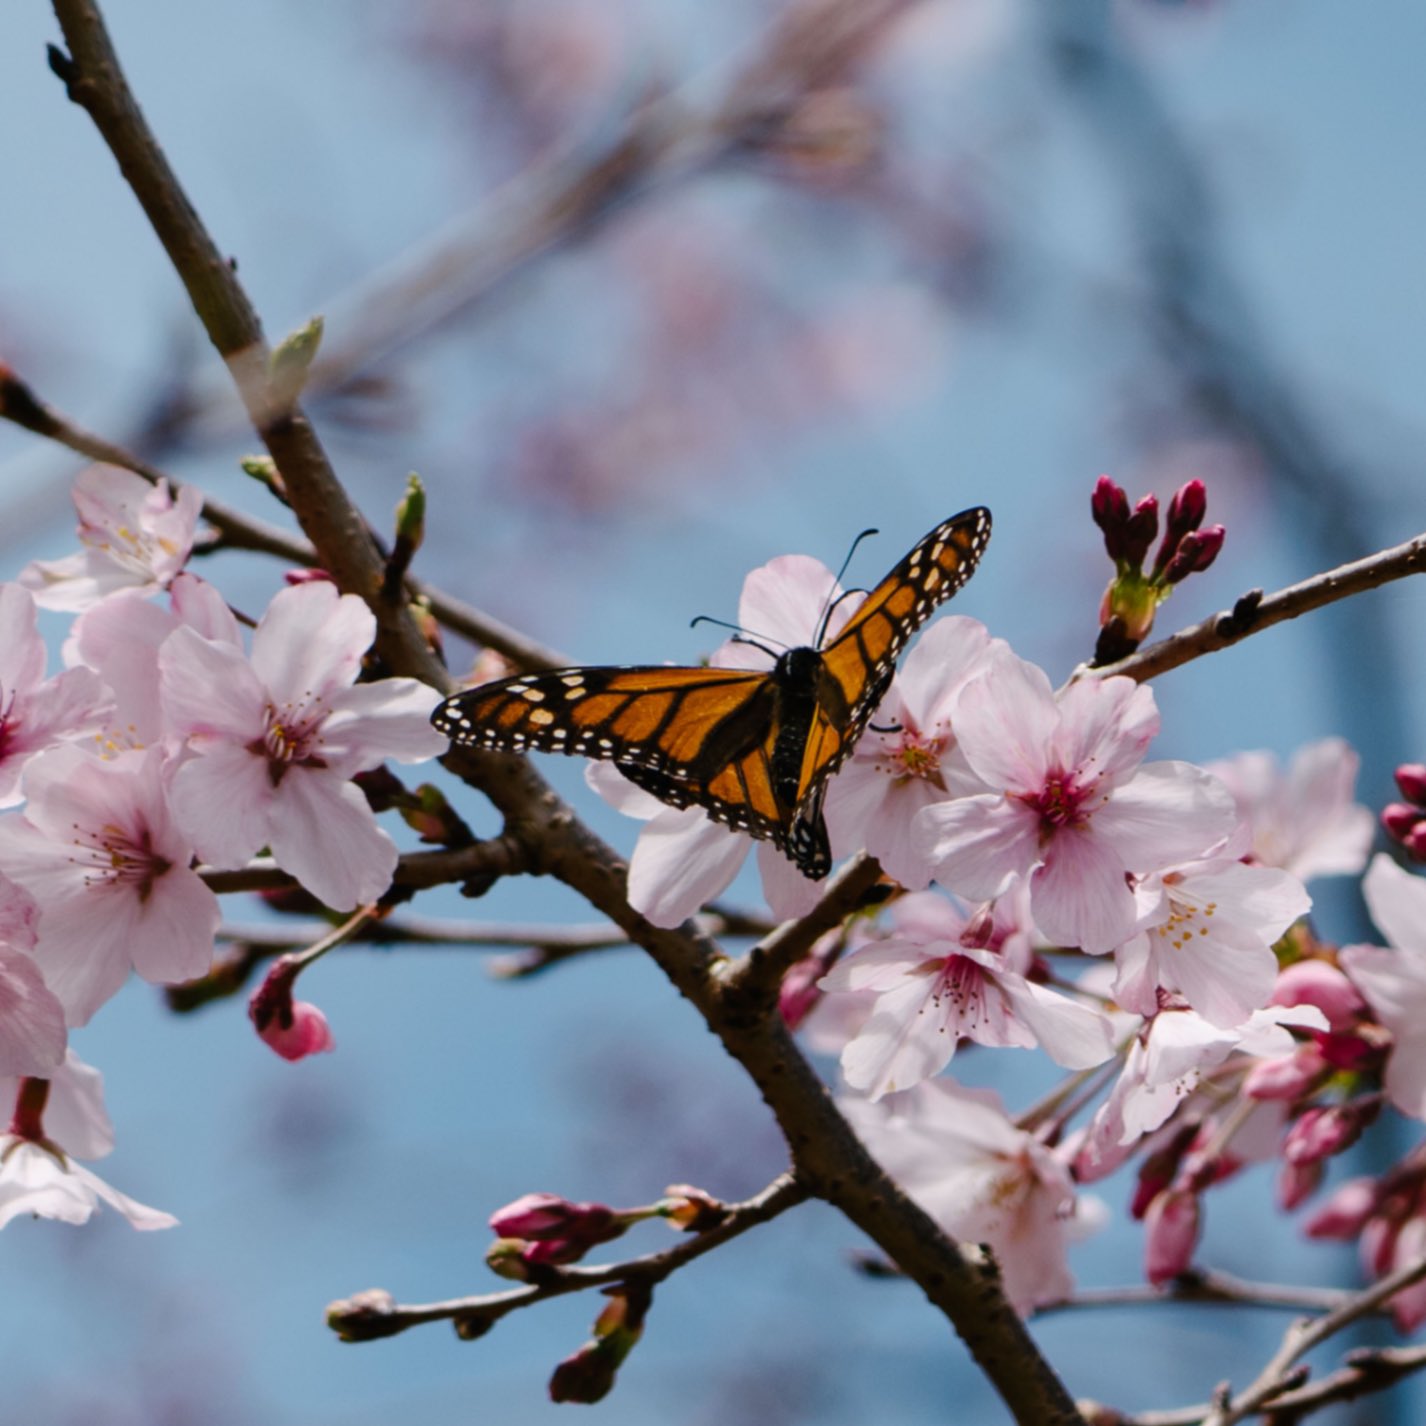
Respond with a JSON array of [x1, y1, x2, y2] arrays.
[[689, 615, 785, 662], [814, 527, 879, 646]]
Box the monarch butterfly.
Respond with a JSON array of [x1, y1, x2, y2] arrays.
[[432, 507, 991, 879]]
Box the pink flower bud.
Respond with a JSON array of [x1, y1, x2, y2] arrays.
[[1405, 823, 1426, 863], [778, 955, 826, 1031], [1144, 1188, 1200, 1286], [1242, 1044, 1328, 1101], [1283, 1103, 1369, 1166], [1277, 1158, 1323, 1211], [1387, 1219, 1426, 1333], [248, 961, 334, 1061], [1091, 476, 1131, 559], [1269, 960, 1365, 1032], [489, 1192, 614, 1240], [1130, 1122, 1199, 1219], [1162, 526, 1225, 584], [1165, 479, 1207, 538], [1395, 764, 1426, 805], [1302, 1177, 1377, 1240], [487, 1192, 622, 1266], [1123, 496, 1160, 568]]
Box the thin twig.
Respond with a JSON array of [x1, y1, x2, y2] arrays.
[[718, 851, 885, 1005], [327, 1172, 808, 1343], [1087, 530, 1426, 684], [1198, 1253, 1426, 1426], [1037, 1268, 1381, 1319]]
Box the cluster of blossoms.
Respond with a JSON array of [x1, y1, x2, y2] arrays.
[[0, 465, 445, 1228], [566, 478, 1426, 1328]]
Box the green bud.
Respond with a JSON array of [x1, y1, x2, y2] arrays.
[[395, 474, 426, 547], [268, 315, 324, 408]]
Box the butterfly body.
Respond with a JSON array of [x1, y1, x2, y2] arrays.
[[432, 508, 991, 879]]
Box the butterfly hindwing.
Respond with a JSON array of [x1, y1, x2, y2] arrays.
[[432, 663, 773, 773]]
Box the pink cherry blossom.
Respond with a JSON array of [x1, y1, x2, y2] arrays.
[[248, 958, 335, 1061], [1075, 1003, 1327, 1182], [0, 745, 219, 1025], [0, 1052, 174, 1230], [158, 581, 446, 911], [821, 891, 1113, 1099], [68, 573, 240, 746], [0, 583, 112, 806], [1143, 1187, 1199, 1285], [1207, 737, 1373, 883], [1113, 856, 1311, 1028], [20, 465, 202, 612], [1340, 854, 1426, 1119], [824, 617, 1003, 888], [915, 655, 1237, 954], [842, 1078, 1100, 1313], [0, 873, 65, 1076]]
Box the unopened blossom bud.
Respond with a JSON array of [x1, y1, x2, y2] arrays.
[[1130, 1122, 1199, 1220], [1144, 1188, 1200, 1286], [486, 1236, 535, 1281], [1161, 526, 1225, 584], [1091, 476, 1132, 560], [1123, 496, 1160, 568], [1164, 478, 1207, 541], [283, 567, 335, 586], [1277, 1158, 1323, 1211], [549, 1284, 651, 1403], [1242, 1044, 1329, 1101], [659, 1185, 726, 1232], [1382, 802, 1423, 840], [779, 954, 826, 1030], [549, 1339, 619, 1404], [488, 1192, 622, 1265], [268, 314, 324, 410], [1406, 823, 1426, 862], [1283, 1102, 1372, 1166], [248, 961, 335, 1062], [1302, 1177, 1378, 1240], [1395, 764, 1426, 805], [1269, 960, 1365, 1033]]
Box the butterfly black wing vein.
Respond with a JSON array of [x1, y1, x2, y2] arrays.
[[431, 506, 991, 879]]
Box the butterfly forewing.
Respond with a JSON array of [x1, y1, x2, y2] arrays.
[[794, 506, 992, 804], [433, 663, 770, 770]]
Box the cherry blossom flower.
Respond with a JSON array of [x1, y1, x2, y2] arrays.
[[158, 581, 446, 911], [586, 763, 820, 927], [915, 655, 1236, 954], [0, 874, 65, 1076], [1206, 738, 1373, 883], [842, 1078, 1101, 1313], [824, 616, 1003, 888], [68, 573, 240, 747], [1340, 855, 1426, 1120], [1074, 1002, 1328, 1182], [587, 553, 857, 926], [19, 465, 202, 612], [821, 889, 1113, 1099], [1113, 855, 1311, 1028], [0, 745, 220, 1025], [0, 583, 111, 806], [0, 1052, 175, 1230]]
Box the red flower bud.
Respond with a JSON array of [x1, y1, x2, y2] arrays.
[[1165, 479, 1207, 539], [1395, 764, 1426, 806], [248, 960, 335, 1061], [1122, 495, 1160, 568], [1091, 476, 1131, 552], [1162, 525, 1225, 584], [1242, 1044, 1328, 1101], [1269, 960, 1365, 1032], [1283, 1103, 1370, 1166], [1302, 1176, 1377, 1240], [1277, 1158, 1323, 1211], [1144, 1188, 1200, 1286]]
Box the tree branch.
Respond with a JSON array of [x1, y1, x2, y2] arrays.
[[327, 1172, 808, 1343], [1088, 530, 1426, 684]]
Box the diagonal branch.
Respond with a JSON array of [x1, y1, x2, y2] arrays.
[[1087, 529, 1426, 684]]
